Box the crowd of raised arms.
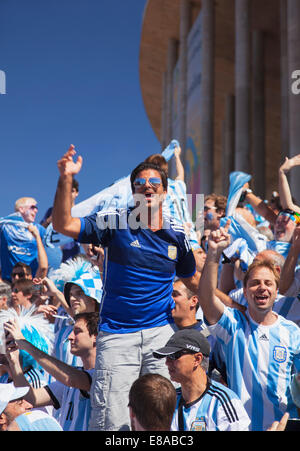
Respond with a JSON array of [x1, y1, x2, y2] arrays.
[[1, 144, 300, 432]]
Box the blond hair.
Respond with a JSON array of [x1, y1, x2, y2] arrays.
[[15, 197, 37, 212]]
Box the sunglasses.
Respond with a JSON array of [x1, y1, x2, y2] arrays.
[[133, 177, 162, 189], [28, 205, 38, 211], [204, 205, 217, 212], [278, 210, 300, 224], [166, 350, 197, 360], [11, 271, 26, 279], [12, 288, 20, 294]]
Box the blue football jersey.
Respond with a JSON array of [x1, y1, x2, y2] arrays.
[[0, 215, 46, 281], [78, 208, 196, 333]]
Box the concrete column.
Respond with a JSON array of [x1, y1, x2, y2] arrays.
[[252, 30, 265, 198], [280, 0, 289, 161], [166, 38, 178, 145], [166, 38, 178, 178], [235, 0, 251, 172], [200, 0, 215, 195], [178, 0, 191, 162], [222, 95, 235, 195], [287, 0, 300, 202], [160, 71, 168, 150]]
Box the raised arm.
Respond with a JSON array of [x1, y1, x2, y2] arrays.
[[5, 346, 53, 408], [4, 319, 91, 391], [278, 155, 300, 214], [174, 145, 185, 181], [52, 145, 82, 239], [279, 225, 300, 295], [28, 224, 48, 279], [242, 183, 278, 225], [196, 224, 232, 324], [182, 223, 232, 324]]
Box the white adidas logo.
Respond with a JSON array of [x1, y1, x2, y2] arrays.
[[130, 240, 141, 248]]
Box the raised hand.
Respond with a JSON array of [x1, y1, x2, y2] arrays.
[[57, 144, 83, 177], [208, 220, 231, 254], [279, 154, 300, 174], [4, 319, 25, 342]]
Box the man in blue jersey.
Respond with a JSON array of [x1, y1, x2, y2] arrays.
[[4, 312, 98, 431], [198, 222, 300, 431], [153, 328, 250, 431], [0, 197, 48, 282], [51, 145, 198, 431]]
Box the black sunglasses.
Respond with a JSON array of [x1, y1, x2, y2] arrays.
[[11, 271, 26, 278], [166, 350, 197, 361]]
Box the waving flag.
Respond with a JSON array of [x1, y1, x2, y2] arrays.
[[221, 171, 268, 268]]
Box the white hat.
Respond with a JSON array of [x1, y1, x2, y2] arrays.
[[0, 383, 29, 414]]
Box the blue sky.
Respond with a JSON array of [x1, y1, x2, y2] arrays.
[[0, 0, 160, 220]]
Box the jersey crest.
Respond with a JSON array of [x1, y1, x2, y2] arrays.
[[191, 416, 207, 431], [168, 245, 177, 260], [273, 346, 287, 363]]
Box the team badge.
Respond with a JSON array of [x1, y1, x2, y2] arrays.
[[273, 346, 287, 363], [168, 245, 177, 260], [191, 417, 206, 431]]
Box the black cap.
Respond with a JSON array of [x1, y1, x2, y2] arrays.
[[153, 329, 210, 359]]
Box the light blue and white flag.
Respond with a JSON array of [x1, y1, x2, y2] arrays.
[[221, 171, 268, 268], [71, 139, 179, 218]]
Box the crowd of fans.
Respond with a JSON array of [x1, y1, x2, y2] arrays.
[[1, 144, 300, 432]]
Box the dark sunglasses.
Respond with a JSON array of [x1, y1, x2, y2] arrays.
[[133, 177, 162, 188], [166, 350, 197, 361], [278, 209, 300, 224], [11, 271, 26, 278], [12, 288, 20, 293], [29, 205, 38, 211]]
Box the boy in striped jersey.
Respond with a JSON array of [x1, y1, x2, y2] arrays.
[[4, 312, 98, 431], [154, 328, 250, 431], [198, 222, 300, 430]]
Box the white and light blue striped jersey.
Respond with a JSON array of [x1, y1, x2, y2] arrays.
[[208, 307, 300, 430], [15, 410, 63, 431], [53, 309, 82, 367], [164, 179, 199, 250], [171, 379, 250, 431], [46, 368, 93, 431]]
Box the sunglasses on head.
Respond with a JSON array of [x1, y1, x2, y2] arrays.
[[166, 349, 198, 360], [133, 177, 162, 188]]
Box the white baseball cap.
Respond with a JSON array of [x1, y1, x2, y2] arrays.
[[0, 382, 29, 414]]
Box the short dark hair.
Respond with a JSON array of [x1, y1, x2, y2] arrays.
[[128, 373, 176, 431], [130, 162, 168, 193], [12, 279, 34, 296], [12, 262, 32, 276], [74, 312, 99, 336], [144, 154, 168, 177]]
